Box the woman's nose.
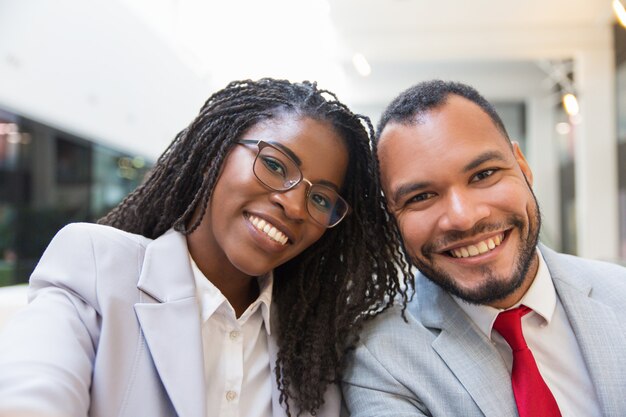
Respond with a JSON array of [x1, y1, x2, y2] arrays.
[[269, 183, 309, 222]]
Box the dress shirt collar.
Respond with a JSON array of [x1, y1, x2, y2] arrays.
[[189, 254, 273, 334], [452, 248, 556, 340]]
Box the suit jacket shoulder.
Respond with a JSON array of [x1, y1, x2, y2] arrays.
[[28, 223, 154, 305], [343, 246, 626, 417], [0, 223, 200, 417], [540, 244, 626, 307]]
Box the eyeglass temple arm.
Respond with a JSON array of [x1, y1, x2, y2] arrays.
[[237, 139, 259, 146]]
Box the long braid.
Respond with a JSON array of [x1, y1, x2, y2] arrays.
[[99, 78, 411, 416], [273, 107, 412, 415]]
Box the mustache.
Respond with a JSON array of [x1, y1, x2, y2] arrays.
[[422, 215, 525, 255]]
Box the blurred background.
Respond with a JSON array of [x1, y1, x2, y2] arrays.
[[0, 0, 625, 287]]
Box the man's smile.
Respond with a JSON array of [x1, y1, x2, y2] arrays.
[[447, 232, 505, 258]]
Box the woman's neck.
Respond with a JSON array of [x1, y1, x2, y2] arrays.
[[186, 236, 259, 318]]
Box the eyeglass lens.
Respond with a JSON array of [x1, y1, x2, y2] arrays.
[[253, 143, 348, 227]]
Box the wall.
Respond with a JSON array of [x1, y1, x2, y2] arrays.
[[0, 0, 209, 160]]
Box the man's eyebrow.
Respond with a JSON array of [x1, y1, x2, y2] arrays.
[[391, 181, 430, 205], [463, 151, 507, 172], [268, 141, 302, 166], [389, 151, 509, 204]]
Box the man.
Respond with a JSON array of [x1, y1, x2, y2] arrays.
[[342, 80, 626, 417]]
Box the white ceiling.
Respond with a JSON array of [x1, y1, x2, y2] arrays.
[[331, 0, 612, 33], [329, 0, 614, 103], [0, 0, 619, 158], [119, 0, 616, 105]]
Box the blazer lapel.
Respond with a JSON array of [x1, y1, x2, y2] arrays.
[[134, 229, 206, 417], [417, 276, 518, 417], [543, 247, 626, 417]]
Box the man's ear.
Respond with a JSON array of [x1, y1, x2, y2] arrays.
[[511, 141, 533, 186]]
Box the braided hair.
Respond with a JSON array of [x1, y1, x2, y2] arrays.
[[99, 78, 411, 415]]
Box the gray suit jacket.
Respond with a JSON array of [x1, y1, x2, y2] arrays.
[[0, 223, 341, 417], [342, 245, 626, 417]]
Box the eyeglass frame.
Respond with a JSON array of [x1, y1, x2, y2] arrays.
[[237, 139, 351, 228]]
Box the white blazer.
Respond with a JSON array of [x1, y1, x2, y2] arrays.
[[0, 223, 342, 417]]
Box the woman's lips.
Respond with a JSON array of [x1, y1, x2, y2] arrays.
[[247, 214, 289, 245]]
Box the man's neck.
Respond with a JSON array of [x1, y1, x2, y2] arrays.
[[488, 251, 540, 309]]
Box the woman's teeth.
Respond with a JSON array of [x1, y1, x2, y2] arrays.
[[249, 215, 288, 245], [450, 233, 503, 258]]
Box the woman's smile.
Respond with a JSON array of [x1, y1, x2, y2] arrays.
[[246, 213, 290, 245]]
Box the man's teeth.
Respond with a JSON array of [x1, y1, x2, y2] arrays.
[[249, 215, 288, 245], [450, 234, 503, 258]]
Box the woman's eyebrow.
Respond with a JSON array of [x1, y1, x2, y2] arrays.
[[268, 141, 302, 166], [317, 179, 341, 191], [267, 140, 340, 190]]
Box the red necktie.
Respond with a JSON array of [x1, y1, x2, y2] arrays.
[[493, 305, 562, 417]]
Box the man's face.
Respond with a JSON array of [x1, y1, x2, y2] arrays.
[[378, 95, 541, 308]]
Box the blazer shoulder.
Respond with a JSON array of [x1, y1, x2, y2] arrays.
[[542, 246, 626, 280], [30, 223, 154, 306], [541, 245, 626, 304], [55, 222, 152, 250]]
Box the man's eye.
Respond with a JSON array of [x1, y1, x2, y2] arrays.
[[406, 192, 435, 204], [472, 169, 496, 182]]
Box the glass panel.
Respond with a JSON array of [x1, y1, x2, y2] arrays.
[[0, 110, 153, 285]]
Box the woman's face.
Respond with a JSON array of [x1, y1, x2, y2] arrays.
[[187, 115, 349, 279]]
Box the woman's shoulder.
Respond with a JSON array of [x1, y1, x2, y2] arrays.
[[54, 222, 153, 249], [31, 223, 155, 299]]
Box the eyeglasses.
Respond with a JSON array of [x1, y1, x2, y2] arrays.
[[238, 139, 350, 228]]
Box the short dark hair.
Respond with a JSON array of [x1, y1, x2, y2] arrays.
[[376, 79, 509, 141]]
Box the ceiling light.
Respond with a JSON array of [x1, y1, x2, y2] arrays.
[[562, 93, 579, 116], [555, 122, 571, 135], [614, 0, 626, 27], [352, 53, 371, 77]]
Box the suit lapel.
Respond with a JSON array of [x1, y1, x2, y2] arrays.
[[543, 247, 626, 417], [134, 229, 206, 417], [417, 276, 518, 417]]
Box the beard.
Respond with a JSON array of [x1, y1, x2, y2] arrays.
[[410, 196, 541, 306]]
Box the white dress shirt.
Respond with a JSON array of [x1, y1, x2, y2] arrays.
[[190, 255, 273, 417], [453, 249, 602, 417]]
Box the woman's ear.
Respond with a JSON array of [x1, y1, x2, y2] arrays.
[[511, 141, 533, 187]]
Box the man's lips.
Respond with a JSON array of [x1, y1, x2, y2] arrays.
[[442, 231, 507, 259]]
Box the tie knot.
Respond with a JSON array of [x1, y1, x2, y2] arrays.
[[493, 305, 532, 350]]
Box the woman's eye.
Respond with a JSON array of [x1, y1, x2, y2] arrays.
[[310, 192, 332, 212], [472, 169, 496, 182], [261, 156, 286, 177]]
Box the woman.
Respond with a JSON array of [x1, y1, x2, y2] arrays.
[[0, 79, 410, 417]]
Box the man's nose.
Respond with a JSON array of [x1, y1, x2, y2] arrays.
[[437, 188, 490, 232]]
